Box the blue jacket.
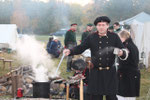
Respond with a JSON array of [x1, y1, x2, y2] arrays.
[[47, 40, 61, 57]]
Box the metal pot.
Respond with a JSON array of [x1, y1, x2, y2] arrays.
[[33, 82, 50, 98]]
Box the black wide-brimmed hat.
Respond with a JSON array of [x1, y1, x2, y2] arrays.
[[94, 16, 111, 26]]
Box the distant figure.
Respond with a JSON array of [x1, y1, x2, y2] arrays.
[[47, 36, 62, 58], [81, 23, 93, 42], [64, 23, 77, 72], [117, 30, 140, 100], [113, 22, 121, 33], [17, 28, 21, 33], [108, 26, 114, 33], [46, 37, 53, 52]]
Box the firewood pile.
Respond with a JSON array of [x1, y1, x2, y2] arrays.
[[0, 65, 34, 97]]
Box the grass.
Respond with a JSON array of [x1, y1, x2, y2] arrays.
[[0, 35, 150, 100], [137, 69, 150, 100], [35, 35, 51, 42]]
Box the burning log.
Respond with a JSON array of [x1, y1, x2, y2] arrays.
[[1, 80, 12, 86], [0, 77, 7, 83], [0, 86, 7, 92], [24, 77, 34, 84]]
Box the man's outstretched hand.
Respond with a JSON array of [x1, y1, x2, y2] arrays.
[[63, 49, 71, 56]]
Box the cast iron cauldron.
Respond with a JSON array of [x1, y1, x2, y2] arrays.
[[33, 82, 50, 98]]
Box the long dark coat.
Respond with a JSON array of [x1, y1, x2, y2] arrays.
[[117, 38, 140, 97], [70, 31, 126, 95]]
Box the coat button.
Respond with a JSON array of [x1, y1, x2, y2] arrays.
[[99, 67, 103, 70], [99, 52, 102, 55], [106, 67, 110, 70], [106, 42, 108, 44], [99, 58, 102, 60], [135, 76, 137, 78], [99, 47, 102, 49], [99, 63, 102, 66], [99, 41, 102, 44]]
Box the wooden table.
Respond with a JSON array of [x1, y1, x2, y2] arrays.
[[3, 60, 13, 71]]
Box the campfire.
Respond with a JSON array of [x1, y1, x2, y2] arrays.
[[0, 65, 85, 99]]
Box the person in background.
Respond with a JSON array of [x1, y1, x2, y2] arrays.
[[46, 37, 53, 53], [64, 23, 78, 72], [108, 26, 114, 33], [117, 30, 140, 100], [81, 23, 93, 42], [47, 36, 62, 58], [113, 22, 121, 33]]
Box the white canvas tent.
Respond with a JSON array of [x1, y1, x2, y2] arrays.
[[130, 21, 150, 68], [0, 24, 18, 50], [119, 12, 150, 68], [120, 12, 150, 25]]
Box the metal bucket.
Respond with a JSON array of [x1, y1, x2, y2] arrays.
[[33, 82, 50, 98]]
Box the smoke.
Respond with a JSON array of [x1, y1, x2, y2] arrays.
[[15, 35, 59, 82], [91, 46, 115, 59], [100, 46, 115, 55]]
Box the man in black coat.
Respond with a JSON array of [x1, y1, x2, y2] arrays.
[[63, 16, 128, 100]]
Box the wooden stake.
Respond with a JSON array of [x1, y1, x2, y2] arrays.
[[66, 83, 69, 100], [80, 79, 84, 100]]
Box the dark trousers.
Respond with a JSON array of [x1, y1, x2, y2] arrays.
[[86, 95, 118, 100], [66, 43, 76, 70]]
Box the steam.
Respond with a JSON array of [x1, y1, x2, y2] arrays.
[[100, 46, 115, 55], [15, 35, 59, 82]]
